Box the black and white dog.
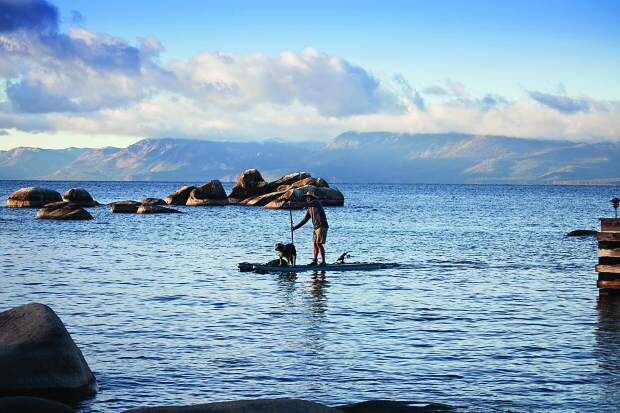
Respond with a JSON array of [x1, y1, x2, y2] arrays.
[[274, 242, 296, 266]]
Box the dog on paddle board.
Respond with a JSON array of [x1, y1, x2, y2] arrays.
[[274, 242, 297, 266]]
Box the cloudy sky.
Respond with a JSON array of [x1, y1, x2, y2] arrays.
[[0, 0, 619, 149]]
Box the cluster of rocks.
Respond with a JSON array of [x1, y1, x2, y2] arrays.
[[6, 187, 99, 220], [110, 200, 181, 214], [0, 303, 452, 413]]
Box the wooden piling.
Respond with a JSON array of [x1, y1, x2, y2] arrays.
[[597, 218, 620, 291]]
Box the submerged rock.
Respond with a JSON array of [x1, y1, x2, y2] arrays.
[[337, 400, 454, 412], [164, 186, 196, 205], [136, 205, 181, 214], [110, 200, 141, 213], [62, 188, 97, 207], [186, 180, 228, 206], [6, 187, 62, 208], [123, 398, 340, 413], [0, 396, 75, 413], [140, 198, 167, 206], [228, 169, 270, 202], [0, 303, 97, 401], [36, 202, 93, 220], [566, 229, 598, 237]]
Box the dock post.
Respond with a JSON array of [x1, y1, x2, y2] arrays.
[[596, 218, 620, 292]]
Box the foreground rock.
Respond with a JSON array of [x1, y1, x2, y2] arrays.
[[62, 188, 97, 207], [337, 400, 453, 412], [123, 398, 340, 413], [6, 187, 62, 208], [164, 186, 196, 205], [0, 396, 75, 413], [186, 180, 228, 206], [228, 169, 270, 202], [140, 198, 167, 206], [566, 229, 598, 237], [136, 205, 181, 214], [265, 185, 345, 209], [110, 200, 141, 213], [0, 303, 97, 400], [36, 202, 93, 220]]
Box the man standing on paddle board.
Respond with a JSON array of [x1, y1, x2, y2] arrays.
[[292, 189, 329, 266]]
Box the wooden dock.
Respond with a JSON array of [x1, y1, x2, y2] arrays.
[[596, 218, 620, 291]]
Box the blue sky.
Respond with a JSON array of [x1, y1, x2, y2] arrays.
[[0, 0, 619, 149]]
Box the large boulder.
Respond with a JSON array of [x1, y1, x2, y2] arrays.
[[337, 400, 453, 412], [136, 205, 181, 214], [6, 187, 62, 208], [239, 190, 286, 206], [0, 396, 75, 413], [265, 185, 345, 209], [186, 180, 228, 206], [62, 188, 97, 207], [0, 303, 97, 400], [36, 202, 93, 220], [268, 172, 311, 190], [140, 198, 167, 206], [228, 169, 270, 202], [110, 200, 141, 213], [164, 186, 196, 205], [123, 398, 341, 413]]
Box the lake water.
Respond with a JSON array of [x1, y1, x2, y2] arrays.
[[1, 181, 620, 412]]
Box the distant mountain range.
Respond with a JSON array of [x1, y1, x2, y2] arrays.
[[1, 132, 619, 184]]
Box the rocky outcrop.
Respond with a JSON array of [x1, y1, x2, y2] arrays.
[[140, 198, 167, 206], [123, 398, 341, 413], [0, 396, 75, 413], [110, 200, 141, 213], [228, 169, 270, 202], [337, 400, 453, 412], [269, 172, 311, 189], [6, 187, 62, 208], [36, 202, 93, 220], [566, 229, 598, 237], [136, 205, 181, 214], [239, 190, 287, 206], [164, 186, 196, 205], [186, 180, 228, 206], [62, 188, 97, 207], [0, 303, 97, 400], [265, 185, 345, 209]]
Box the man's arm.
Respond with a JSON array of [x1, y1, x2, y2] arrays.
[[292, 210, 310, 230]]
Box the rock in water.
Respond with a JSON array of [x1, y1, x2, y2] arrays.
[[62, 188, 97, 207], [6, 187, 62, 208], [228, 169, 269, 202], [164, 186, 196, 205], [136, 205, 181, 214], [337, 400, 454, 412], [140, 198, 167, 206], [268, 172, 311, 190], [0, 303, 97, 400], [110, 200, 141, 213], [122, 398, 340, 413], [0, 396, 75, 413], [265, 185, 345, 209], [36, 202, 93, 220], [186, 180, 228, 206], [566, 229, 598, 237]]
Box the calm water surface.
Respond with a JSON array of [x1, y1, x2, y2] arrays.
[[1, 181, 620, 412]]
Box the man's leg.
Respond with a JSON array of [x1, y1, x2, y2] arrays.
[[313, 240, 319, 263], [318, 243, 326, 265]]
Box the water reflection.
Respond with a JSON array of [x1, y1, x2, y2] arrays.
[[595, 293, 620, 407]]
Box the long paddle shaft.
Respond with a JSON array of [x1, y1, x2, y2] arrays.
[[289, 209, 294, 244]]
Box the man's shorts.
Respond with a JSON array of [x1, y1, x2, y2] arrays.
[[313, 227, 328, 244]]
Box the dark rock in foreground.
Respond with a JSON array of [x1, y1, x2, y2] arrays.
[[36, 202, 93, 220], [123, 398, 340, 413], [337, 400, 454, 412], [0, 396, 75, 413], [566, 229, 598, 237], [110, 200, 141, 213], [6, 187, 62, 208], [0, 303, 97, 401], [62, 188, 97, 207], [164, 186, 196, 205], [136, 205, 182, 214], [140, 198, 167, 206], [186, 180, 228, 206]]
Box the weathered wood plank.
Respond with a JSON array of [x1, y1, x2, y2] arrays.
[[601, 218, 620, 232], [598, 272, 620, 281], [597, 280, 620, 289], [595, 264, 620, 274], [598, 232, 620, 242], [599, 249, 620, 258]]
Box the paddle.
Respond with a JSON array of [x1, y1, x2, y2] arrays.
[[289, 209, 294, 244]]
